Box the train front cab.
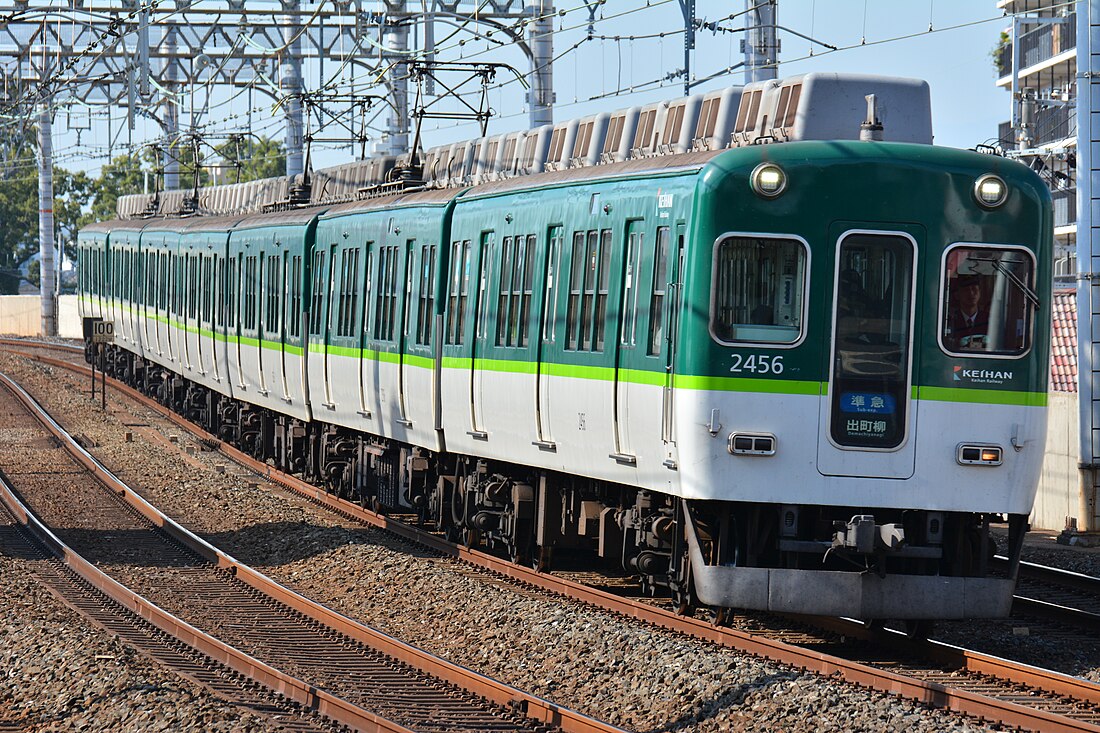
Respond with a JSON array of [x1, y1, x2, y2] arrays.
[[675, 142, 1051, 620]]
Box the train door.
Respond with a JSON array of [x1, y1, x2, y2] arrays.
[[397, 239, 415, 425], [182, 253, 193, 369], [657, 225, 684, 444], [210, 253, 221, 381], [196, 252, 208, 373], [817, 227, 919, 479], [256, 248, 268, 393], [612, 221, 645, 460], [232, 253, 245, 387], [357, 243, 374, 416], [164, 251, 174, 358], [322, 243, 338, 407], [279, 249, 290, 400], [469, 231, 493, 437], [534, 226, 562, 447]]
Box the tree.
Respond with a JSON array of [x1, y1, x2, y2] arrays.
[[215, 135, 286, 183], [0, 148, 37, 293], [87, 151, 154, 222]]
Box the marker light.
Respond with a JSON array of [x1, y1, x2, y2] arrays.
[[957, 444, 1003, 466], [751, 163, 787, 198], [974, 174, 1008, 208]]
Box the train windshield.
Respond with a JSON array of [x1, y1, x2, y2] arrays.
[[830, 233, 915, 450], [941, 246, 1036, 356], [710, 235, 807, 344]]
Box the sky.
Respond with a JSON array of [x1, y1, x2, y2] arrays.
[[28, 1, 1018, 179]]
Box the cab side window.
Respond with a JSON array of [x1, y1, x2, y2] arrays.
[[941, 246, 1035, 356], [710, 235, 807, 345]]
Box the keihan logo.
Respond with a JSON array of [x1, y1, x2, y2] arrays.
[[953, 366, 1013, 384]]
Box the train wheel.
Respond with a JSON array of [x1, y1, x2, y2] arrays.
[[670, 561, 695, 616], [530, 545, 551, 572], [903, 620, 933, 640]]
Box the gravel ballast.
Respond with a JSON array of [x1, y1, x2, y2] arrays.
[[0, 349, 1055, 731]]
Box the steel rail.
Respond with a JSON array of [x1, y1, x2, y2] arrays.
[[10, 348, 1100, 733], [0, 390, 417, 733], [0, 369, 625, 733]]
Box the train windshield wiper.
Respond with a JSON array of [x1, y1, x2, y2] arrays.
[[968, 256, 1040, 310]]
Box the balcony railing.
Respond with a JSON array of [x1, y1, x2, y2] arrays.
[[996, 13, 1076, 77], [1053, 188, 1076, 229], [996, 105, 1074, 149]]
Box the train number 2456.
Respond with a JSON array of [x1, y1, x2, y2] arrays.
[[729, 354, 785, 374]]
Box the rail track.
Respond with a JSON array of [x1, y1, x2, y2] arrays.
[[0, 364, 623, 733], [6, 338, 1100, 732]]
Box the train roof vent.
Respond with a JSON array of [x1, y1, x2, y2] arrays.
[[495, 131, 524, 181], [655, 94, 702, 155], [444, 140, 477, 188], [736, 72, 933, 147], [691, 86, 742, 151], [628, 100, 670, 159], [116, 193, 156, 219], [544, 119, 578, 172], [474, 134, 505, 183], [517, 125, 552, 177], [421, 145, 449, 188], [599, 107, 639, 164], [730, 80, 779, 146], [568, 113, 610, 168]]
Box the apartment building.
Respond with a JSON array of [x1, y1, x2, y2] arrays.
[[995, 0, 1076, 283]]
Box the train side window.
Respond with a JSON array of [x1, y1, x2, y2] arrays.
[[542, 227, 563, 344], [445, 240, 470, 345], [476, 233, 494, 341], [519, 234, 536, 347], [416, 243, 437, 346], [203, 257, 213, 324], [581, 230, 598, 350], [309, 250, 326, 335], [509, 236, 525, 345], [594, 229, 612, 350], [621, 227, 643, 347], [940, 245, 1036, 356], [266, 254, 282, 335], [287, 255, 302, 338], [241, 256, 253, 330], [648, 227, 671, 355], [566, 232, 585, 350], [710, 236, 807, 345], [228, 257, 239, 327], [496, 236, 514, 345], [373, 245, 400, 341], [336, 248, 360, 338]]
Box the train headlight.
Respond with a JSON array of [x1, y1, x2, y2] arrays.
[[974, 175, 1007, 208], [751, 163, 787, 198]]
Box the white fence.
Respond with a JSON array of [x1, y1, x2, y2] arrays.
[[0, 295, 83, 339]]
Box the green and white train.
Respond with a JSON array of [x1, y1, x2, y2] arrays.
[[79, 74, 1052, 620]]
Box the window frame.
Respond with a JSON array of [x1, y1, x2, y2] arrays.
[[707, 231, 812, 350], [936, 242, 1037, 360], [825, 228, 919, 453]]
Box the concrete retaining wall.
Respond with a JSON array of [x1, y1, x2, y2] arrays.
[[1032, 391, 1079, 532], [0, 294, 82, 339]]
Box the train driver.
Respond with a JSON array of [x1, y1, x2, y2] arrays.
[[944, 274, 989, 351]]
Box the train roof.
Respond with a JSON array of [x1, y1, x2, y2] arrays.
[[456, 149, 724, 201], [228, 205, 330, 230], [319, 186, 460, 220]]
